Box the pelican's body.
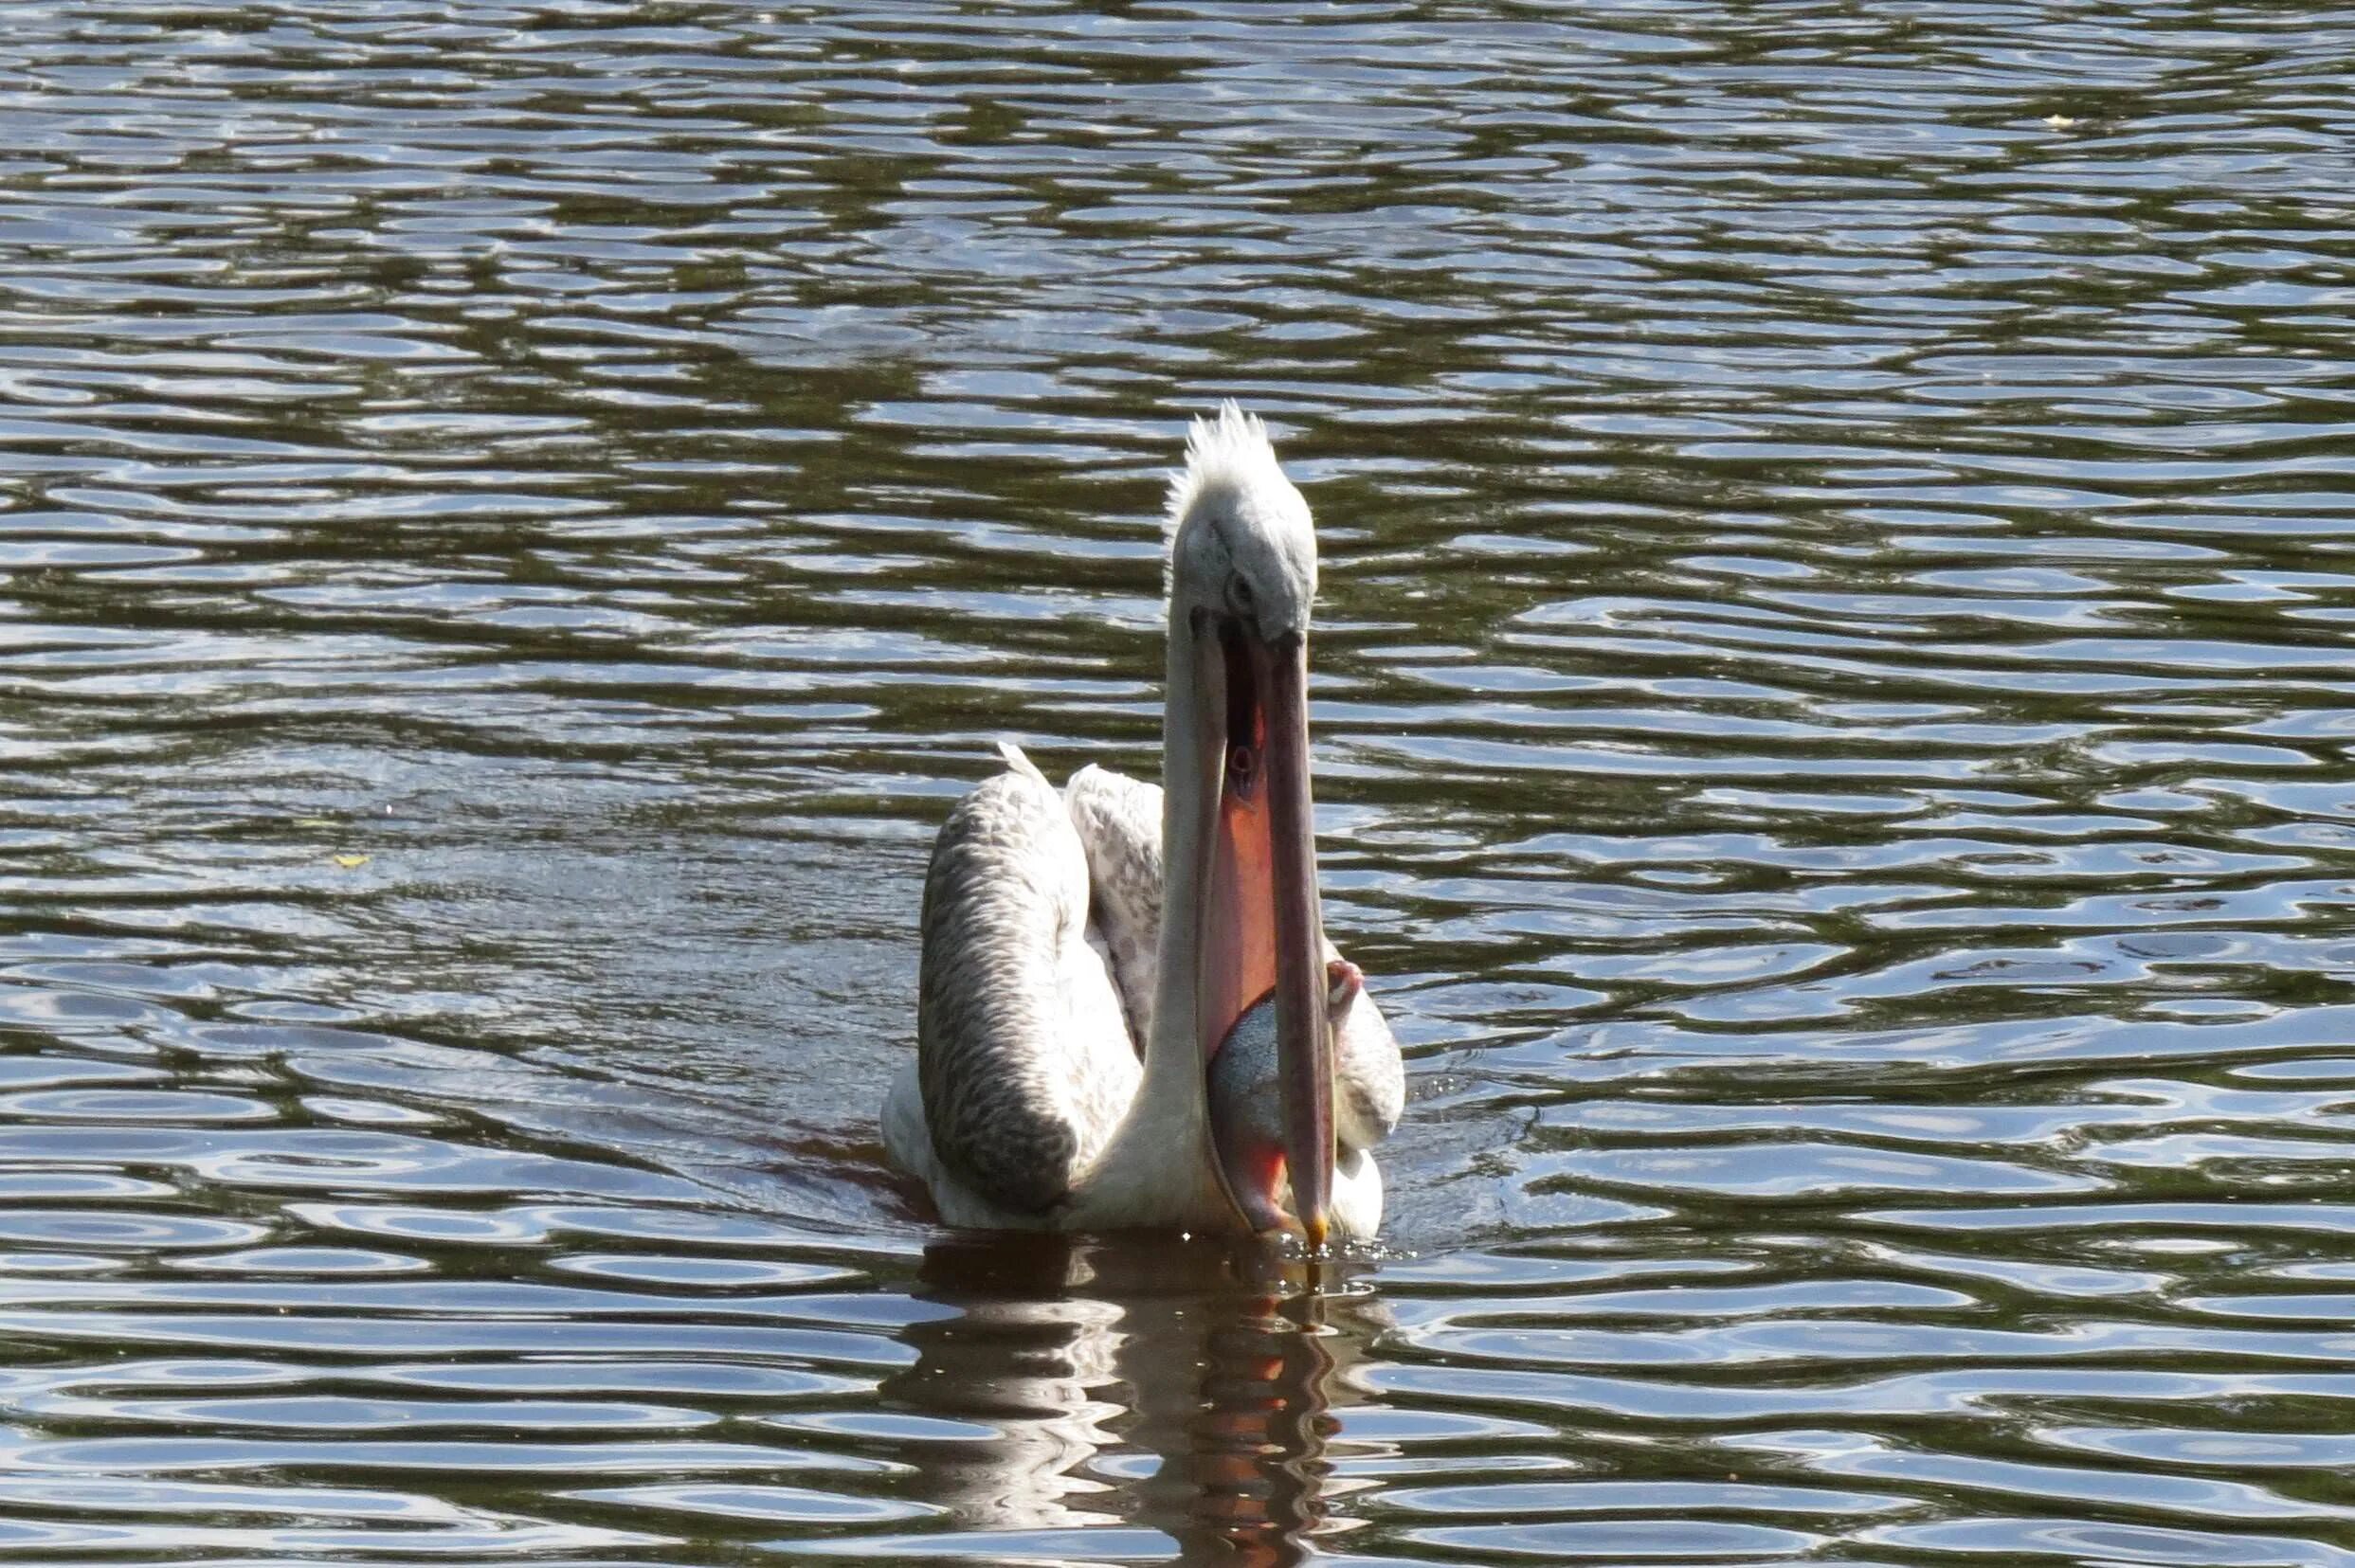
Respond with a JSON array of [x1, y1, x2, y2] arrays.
[[883, 406, 1403, 1241]]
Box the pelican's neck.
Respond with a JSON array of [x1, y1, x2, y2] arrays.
[[1063, 601, 1229, 1230], [1147, 604, 1219, 1087]]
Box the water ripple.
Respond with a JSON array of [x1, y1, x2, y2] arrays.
[[1, 0, 2351, 1563]]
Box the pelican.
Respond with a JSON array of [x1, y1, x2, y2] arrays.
[[883, 405, 1402, 1244]]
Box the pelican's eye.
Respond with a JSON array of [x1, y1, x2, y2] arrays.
[[1226, 574, 1256, 619]]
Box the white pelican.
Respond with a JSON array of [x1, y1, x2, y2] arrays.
[[883, 405, 1402, 1244]]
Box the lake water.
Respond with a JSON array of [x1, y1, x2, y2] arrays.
[[4, 2, 2355, 1563]]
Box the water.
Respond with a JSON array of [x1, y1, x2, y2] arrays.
[[2, 1, 2354, 1561]]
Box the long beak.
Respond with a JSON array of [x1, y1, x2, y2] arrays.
[[1200, 624, 1335, 1247], [1259, 633, 1335, 1248]]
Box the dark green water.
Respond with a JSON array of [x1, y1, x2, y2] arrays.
[[3, 2, 2354, 1562]]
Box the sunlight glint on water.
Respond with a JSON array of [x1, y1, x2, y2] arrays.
[[0, 2, 2353, 1563]]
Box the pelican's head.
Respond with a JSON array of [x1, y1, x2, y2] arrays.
[[1165, 404, 1318, 640], [1160, 406, 1337, 1247]]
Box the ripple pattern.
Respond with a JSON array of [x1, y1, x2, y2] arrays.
[[2, 1, 2354, 1564]]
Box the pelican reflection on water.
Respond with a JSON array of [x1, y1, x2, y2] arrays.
[[885, 406, 1403, 1243], [880, 1235, 1388, 1563]]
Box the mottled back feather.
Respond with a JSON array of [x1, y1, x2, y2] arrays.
[[1062, 764, 1164, 1050], [916, 755, 1138, 1215]]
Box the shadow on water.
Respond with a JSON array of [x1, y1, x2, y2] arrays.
[[890, 1234, 1381, 1567]]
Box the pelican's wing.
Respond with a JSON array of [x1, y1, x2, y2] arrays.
[[1062, 764, 1164, 1051], [1333, 984, 1404, 1150], [911, 747, 1138, 1217]]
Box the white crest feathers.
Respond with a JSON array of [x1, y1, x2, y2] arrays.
[[1163, 401, 1286, 543]]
